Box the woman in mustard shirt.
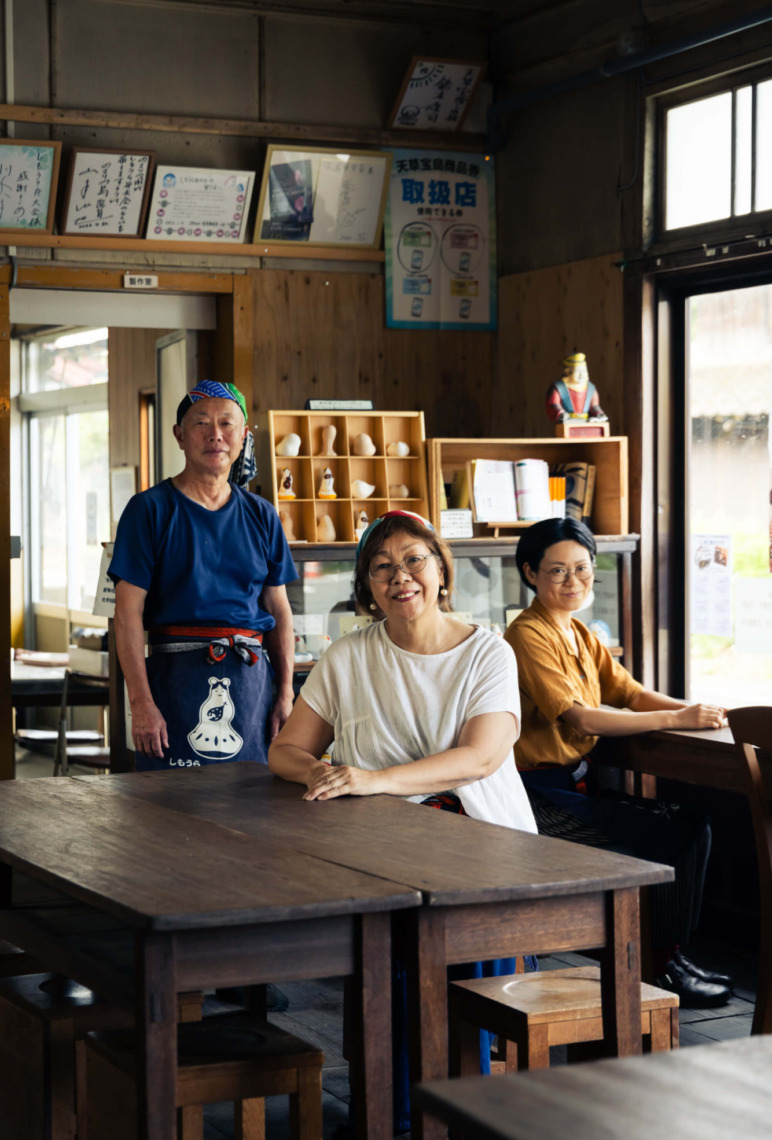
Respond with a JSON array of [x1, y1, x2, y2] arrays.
[[505, 517, 730, 1008]]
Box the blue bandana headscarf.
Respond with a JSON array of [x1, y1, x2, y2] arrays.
[[175, 380, 255, 488]]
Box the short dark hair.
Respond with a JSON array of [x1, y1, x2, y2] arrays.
[[354, 515, 454, 615], [515, 518, 596, 591]]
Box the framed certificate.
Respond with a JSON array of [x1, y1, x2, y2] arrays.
[[146, 165, 255, 243], [256, 146, 391, 249]]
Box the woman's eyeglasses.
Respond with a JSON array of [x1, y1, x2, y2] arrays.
[[368, 553, 436, 583], [542, 563, 595, 583]]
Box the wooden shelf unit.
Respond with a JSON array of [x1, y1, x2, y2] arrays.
[[427, 436, 629, 538], [265, 410, 429, 544]]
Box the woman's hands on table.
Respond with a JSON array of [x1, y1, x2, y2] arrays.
[[303, 763, 384, 800], [670, 703, 727, 731]]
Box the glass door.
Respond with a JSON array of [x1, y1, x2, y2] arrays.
[[686, 283, 772, 704]]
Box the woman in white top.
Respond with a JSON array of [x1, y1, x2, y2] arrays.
[[269, 509, 536, 1132], [268, 509, 535, 833]]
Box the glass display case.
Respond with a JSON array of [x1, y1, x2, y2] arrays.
[[286, 537, 639, 683]]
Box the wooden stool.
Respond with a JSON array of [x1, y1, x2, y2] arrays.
[[0, 971, 134, 1140], [84, 1012, 325, 1140], [450, 965, 679, 1074]]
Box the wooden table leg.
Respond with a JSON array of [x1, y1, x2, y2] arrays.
[[350, 911, 392, 1140], [405, 907, 447, 1140], [135, 931, 178, 1140], [599, 887, 642, 1058]]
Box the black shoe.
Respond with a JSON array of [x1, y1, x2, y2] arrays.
[[673, 949, 733, 989], [656, 960, 731, 1008]]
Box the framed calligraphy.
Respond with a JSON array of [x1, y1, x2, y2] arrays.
[[0, 140, 61, 234], [61, 148, 155, 237], [256, 146, 391, 249], [389, 58, 486, 132]]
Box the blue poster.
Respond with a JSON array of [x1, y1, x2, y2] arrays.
[[384, 150, 496, 331]]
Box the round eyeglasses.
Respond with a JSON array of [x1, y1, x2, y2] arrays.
[[541, 563, 595, 584], [368, 553, 437, 583]]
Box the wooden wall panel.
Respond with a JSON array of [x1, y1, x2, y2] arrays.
[[493, 254, 625, 441], [108, 328, 171, 472], [249, 269, 493, 440]]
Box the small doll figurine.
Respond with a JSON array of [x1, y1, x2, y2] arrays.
[[354, 508, 369, 540], [546, 352, 608, 424], [318, 466, 336, 499], [278, 467, 296, 499]]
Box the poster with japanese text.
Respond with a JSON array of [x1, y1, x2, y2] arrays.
[[0, 141, 61, 233], [389, 59, 485, 131], [384, 150, 496, 330], [62, 149, 154, 237], [146, 166, 254, 243]]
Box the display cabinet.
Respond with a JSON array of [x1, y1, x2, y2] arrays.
[[263, 410, 430, 544], [286, 536, 639, 677]]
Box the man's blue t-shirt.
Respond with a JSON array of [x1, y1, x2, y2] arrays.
[[108, 480, 297, 631]]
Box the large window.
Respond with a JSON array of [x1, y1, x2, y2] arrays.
[[663, 75, 772, 233], [22, 328, 110, 613]]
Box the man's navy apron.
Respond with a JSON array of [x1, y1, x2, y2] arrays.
[[136, 625, 272, 772]]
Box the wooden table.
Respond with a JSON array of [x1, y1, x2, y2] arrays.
[[94, 763, 674, 1140], [0, 774, 420, 1140], [11, 660, 110, 710], [414, 1035, 772, 1139]]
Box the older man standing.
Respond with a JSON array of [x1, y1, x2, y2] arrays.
[[109, 380, 296, 770]]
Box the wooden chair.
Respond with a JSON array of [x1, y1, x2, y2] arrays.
[[449, 966, 678, 1074], [53, 671, 111, 776], [0, 971, 134, 1140], [84, 1012, 325, 1140], [727, 705, 772, 1035]]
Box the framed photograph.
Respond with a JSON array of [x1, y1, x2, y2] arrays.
[[256, 146, 392, 249], [146, 165, 255, 243], [61, 148, 154, 237], [389, 58, 486, 131], [0, 140, 61, 234]]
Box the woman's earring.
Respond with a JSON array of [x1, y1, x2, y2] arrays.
[[369, 602, 378, 611], [440, 587, 448, 597]]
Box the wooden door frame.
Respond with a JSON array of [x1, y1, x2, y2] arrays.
[[2, 262, 256, 780]]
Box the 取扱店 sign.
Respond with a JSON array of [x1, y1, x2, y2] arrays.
[[384, 149, 496, 330]]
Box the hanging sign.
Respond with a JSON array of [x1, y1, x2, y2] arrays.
[[384, 149, 496, 330]]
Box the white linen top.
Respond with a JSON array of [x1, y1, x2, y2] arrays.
[[300, 620, 537, 834]]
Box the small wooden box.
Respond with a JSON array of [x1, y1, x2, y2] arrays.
[[264, 410, 430, 544], [427, 436, 629, 538]]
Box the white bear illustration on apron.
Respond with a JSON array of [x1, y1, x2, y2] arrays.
[[187, 676, 243, 760]]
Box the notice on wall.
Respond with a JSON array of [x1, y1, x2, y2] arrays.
[[146, 165, 255, 243], [0, 141, 60, 233], [62, 149, 153, 236], [92, 543, 116, 618], [735, 577, 772, 653], [385, 149, 496, 330], [389, 59, 485, 131], [690, 534, 732, 637]]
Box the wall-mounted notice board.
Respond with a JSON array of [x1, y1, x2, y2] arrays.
[[0, 139, 61, 233], [61, 148, 154, 237], [145, 165, 255, 243], [256, 146, 392, 249], [389, 58, 485, 131]]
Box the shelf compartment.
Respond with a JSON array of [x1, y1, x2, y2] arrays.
[[309, 415, 349, 459], [278, 501, 317, 545], [382, 416, 423, 457], [313, 458, 350, 501], [275, 457, 313, 503], [315, 501, 354, 543], [347, 416, 385, 457], [271, 415, 312, 458]]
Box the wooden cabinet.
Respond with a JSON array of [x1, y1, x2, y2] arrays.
[[264, 410, 429, 544], [427, 436, 629, 537]]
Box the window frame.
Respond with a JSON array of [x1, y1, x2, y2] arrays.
[[651, 60, 772, 254]]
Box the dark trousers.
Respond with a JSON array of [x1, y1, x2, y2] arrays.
[[520, 763, 712, 949]]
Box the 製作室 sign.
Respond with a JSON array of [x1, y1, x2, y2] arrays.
[[146, 166, 255, 243], [385, 150, 496, 330]]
